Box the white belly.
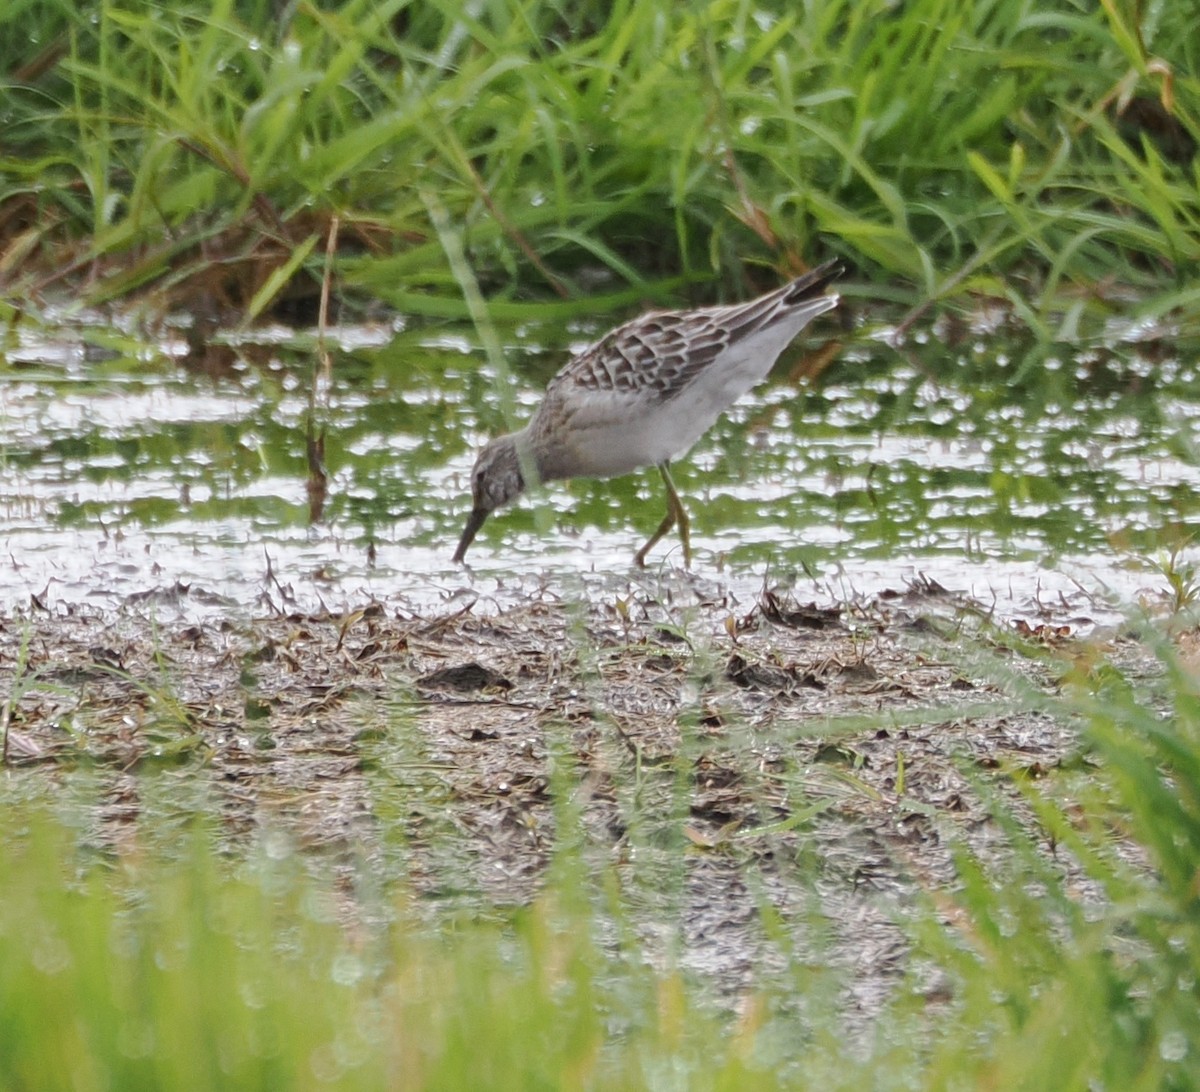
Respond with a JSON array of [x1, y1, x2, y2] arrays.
[[545, 344, 778, 478]]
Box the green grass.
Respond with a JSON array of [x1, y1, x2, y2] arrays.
[[4, 6, 1199, 1085], [2, 630, 1199, 1090], [2, 0, 1198, 331]]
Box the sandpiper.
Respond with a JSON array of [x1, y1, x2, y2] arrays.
[[453, 259, 843, 567]]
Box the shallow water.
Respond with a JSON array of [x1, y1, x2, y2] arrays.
[[1, 304, 1196, 627]]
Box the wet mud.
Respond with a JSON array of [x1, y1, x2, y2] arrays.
[[0, 572, 1150, 1027]]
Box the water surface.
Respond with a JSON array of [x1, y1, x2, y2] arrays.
[[2, 304, 1195, 627]]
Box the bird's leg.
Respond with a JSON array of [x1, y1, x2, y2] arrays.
[[634, 462, 691, 568], [663, 463, 692, 567]]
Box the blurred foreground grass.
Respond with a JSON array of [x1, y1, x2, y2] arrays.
[[2, 630, 1198, 1091]]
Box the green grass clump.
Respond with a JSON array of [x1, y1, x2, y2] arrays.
[[0, 822, 756, 1091], [897, 632, 1200, 1090], [1, 0, 1197, 328]]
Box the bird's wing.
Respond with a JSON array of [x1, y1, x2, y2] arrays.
[[553, 315, 730, 402], [550, 261, 841, 405]]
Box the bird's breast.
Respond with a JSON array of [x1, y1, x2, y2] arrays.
[[532, 388, 725, 480]]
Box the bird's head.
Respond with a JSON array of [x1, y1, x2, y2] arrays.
[[452, 434, 527, 563]]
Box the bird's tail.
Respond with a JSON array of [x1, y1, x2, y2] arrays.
[[712, 257, 843, 344], [782, 259, 844, 306]]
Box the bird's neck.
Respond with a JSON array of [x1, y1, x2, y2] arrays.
[[506, 426, 547, 490]]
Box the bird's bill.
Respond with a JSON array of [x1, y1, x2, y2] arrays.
[[452, 507, 490, 563]]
